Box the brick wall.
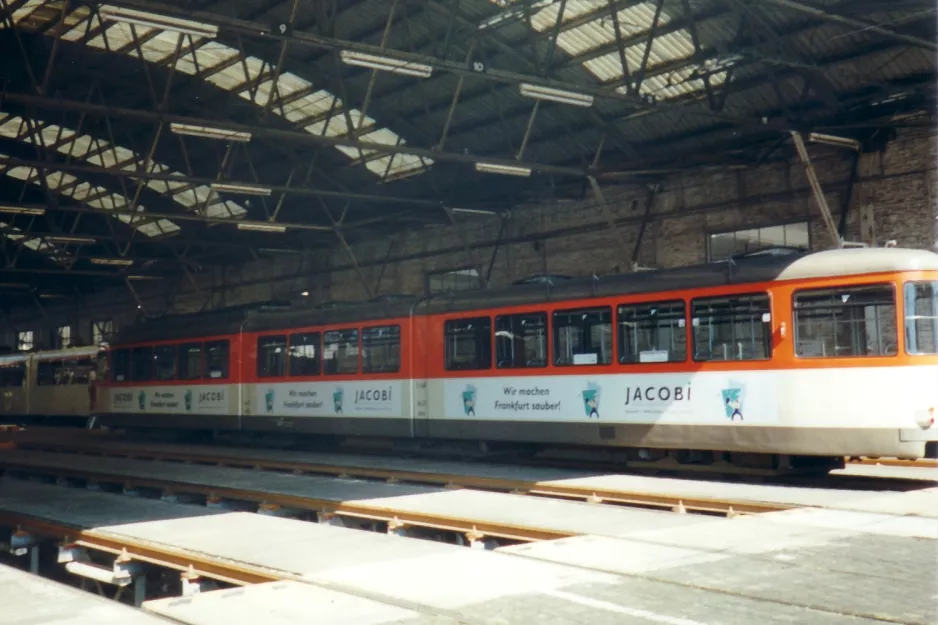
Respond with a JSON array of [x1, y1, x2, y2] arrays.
[[3, 127, 936, 344]]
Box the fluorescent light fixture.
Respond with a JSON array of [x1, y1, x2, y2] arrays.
[[98, 5, 219, 38], [170, 123, 252, 142], [39, 293, 69, 299], [339, 50, 432, 78], [237, 222, 287, 233], [127, 275, 163, 281], [258, 247, 301, 255], [451, 207, 498, 216], [301, 291, 309, 297], [90, 257, 134, 267], [44, 235, 96, 244], [211, 182, 272, 196], [474, 162, 532, 177], [808, 132, 861, 151], [0, 205, 45, 216], [0, 282, 31, 289], [519, 83, 594, 108]]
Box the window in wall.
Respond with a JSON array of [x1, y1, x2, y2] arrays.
[[17, 331, 33, 352], [154, 345, 177, 381], [793, 285, 897, 358], [289, 332, 320, 377], [178, 343, 202, 380], [57, 325, 71, 349], [444, 317, 492, 371], [110, 348, 130, 382], [618, 300, 687, 364], [257, 336, 287, 378], [708, 222, 810, 261], [323, 329, 360, 375], [93, 321, 114, 345], [131, 346, 153, 381], [0, 363, 25, 387], [205, 340, 229, 379], [905, 281, 938, 355], [427, 268, 482, 295], [495, 313, 547, 368], [553, 307, 612, 366], [693, 294, 772, 361]]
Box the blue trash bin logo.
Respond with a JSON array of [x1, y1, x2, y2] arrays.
[[137, 390, 146, 411], [333, 387, 344, 414], [582, 382, 600, 419], [184, 389, 193, 412], [265, 388, 275, 413], [461, 385, 477, 416], [721, 381, 745, 422]]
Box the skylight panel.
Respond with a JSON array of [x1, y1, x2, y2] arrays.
[[87, 22, 155, 51], [5, 9, 431, 181], [488, 0, 720, 100], [192, 42, 239, 71]]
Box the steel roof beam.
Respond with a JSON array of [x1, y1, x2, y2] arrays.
[[762, 0, 937, 51], [0, 91, 589, 178], [84, 0, 654, 108]]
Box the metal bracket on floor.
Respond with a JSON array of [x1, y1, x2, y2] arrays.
[[60, 546, 149, 605], [464, 528, 497, 550], [180, 564, 218, 596], [386, 517, 411, 537], [258, 502, 303, 518], [1, 530, 40, 573]]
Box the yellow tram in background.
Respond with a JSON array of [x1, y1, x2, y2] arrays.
[[0, 345, 104, 425]]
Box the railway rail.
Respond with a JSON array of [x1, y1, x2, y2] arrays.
[[9, 429, 791, 517]]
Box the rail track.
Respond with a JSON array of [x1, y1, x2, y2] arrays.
[[7, 430, 794, 517]]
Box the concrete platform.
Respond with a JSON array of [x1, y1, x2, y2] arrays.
[[0, 561, 174, 625], [503, 506, 938, 625], [16, 432, 936, 517], [144, 580, 458, 625], [0, 449, 709, 539], [0, 477, 918, 625]]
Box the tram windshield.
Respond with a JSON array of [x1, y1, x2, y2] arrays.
[[905, 281, 938, 355]]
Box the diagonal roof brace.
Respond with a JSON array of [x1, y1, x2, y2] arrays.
[[2, 92, 592, 178]]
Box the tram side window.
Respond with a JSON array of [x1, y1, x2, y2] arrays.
[[905, 281, 938, 355], [154, 345, 176, 381], [444, 317, 491, 371], [258, 336, 287, 378], [495, 313, 547, 368], [0, 363, 25, 387], [362, 325, 401, 374], [323, 329, 360, 375], [553, 307, 612, 366], [37, 360, 59, 386], [618, 301, 687, 364], [131, 346, 153, 382], [693, 294, 771, 361], [794, 285, 897, 358], [205, 340, 229, 379], [72, 359, 93, 384], [289, 332, 321, 376], [178, 343, 202, 380], [110, 349, 130, 382]]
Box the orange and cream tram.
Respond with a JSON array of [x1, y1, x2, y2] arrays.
[[68, 247, 938, 466]]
